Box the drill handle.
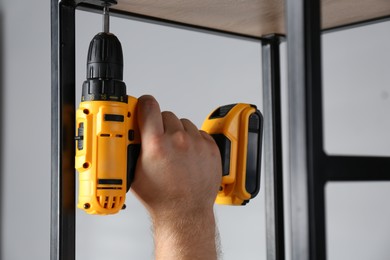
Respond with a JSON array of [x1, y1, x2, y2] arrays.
[[126, 96, 141, 191]]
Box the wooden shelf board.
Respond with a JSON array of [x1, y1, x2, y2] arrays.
[[111, 0, 390, 37]]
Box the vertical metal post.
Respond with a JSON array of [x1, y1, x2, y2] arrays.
[[262, 34, 285, 260], [0, 7, 3, 259], [51, 1, 76, 260], [286, 0, 327, 259]]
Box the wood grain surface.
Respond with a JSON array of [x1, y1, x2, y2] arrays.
[[111, 0, 390, 37]]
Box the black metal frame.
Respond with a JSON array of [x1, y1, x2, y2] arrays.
[[286, 1, 390, 260], [50, 0, 390, 260], [286, 0, 326, 258], [262, 34, 285, 260], [51, 1, 76, 260]]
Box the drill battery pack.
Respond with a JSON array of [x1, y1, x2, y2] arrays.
[[202, 104, 263, 205]]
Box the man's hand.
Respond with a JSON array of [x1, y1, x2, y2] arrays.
[[131, 95, 222, 260]]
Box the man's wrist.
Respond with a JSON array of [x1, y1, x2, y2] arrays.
[[152, 208, 217, 260]]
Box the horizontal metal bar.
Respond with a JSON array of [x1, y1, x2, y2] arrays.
[[76, 3, 265, 42], [323, 15, 390, 34], [324, 155, 390, 181], [77, 2, 390, 41]]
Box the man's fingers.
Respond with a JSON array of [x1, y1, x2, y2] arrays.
[[162, 111, 184, 134], [181, 118, 201, 137], [138, 95, 206, 143], [137, 95, 164, 139]]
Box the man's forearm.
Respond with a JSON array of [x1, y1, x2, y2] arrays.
[[132, 96, 222, 259], [152, 210, 218, 260]]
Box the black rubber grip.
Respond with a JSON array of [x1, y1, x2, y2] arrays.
[[76, 123, 84, 150], [208, 104, 236, 119], [211, 134, 231, 176], [244, 111, 263, 198], [126, 144, 141, 192]]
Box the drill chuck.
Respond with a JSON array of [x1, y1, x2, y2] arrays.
[[81, 32, 127, 103], [87, 32, 123, 80]]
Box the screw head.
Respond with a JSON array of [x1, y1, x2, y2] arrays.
[[83, 203, 91, 209]]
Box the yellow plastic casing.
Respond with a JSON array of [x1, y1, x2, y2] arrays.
[[75, 96, 140, 215], [201, 103, 262, 205]]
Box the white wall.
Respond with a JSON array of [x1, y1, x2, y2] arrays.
[[1, 0, 389, 259], [322, 21, 390, 260], [1, 0, 52, 259]]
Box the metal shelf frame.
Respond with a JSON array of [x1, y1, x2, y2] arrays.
[[50, 0, 390, 260]]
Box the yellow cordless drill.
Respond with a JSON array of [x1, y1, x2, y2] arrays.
[[75, 6, 263, 215]]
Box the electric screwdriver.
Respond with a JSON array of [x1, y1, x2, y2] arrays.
[[75, 6, 263, 215], [75, 5, 140, 215]]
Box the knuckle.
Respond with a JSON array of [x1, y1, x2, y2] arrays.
[[180, 118, 191, 125], [172, 131, 191, 150]]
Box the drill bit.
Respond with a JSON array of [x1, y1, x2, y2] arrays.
[[103, 5, 110, 33]]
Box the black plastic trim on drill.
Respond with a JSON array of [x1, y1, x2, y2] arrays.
[[98, 179, 123, 185], [127, 144, 141, 192], [208, 104, 237, 119], [87, 32, 124, 80], [97, 187, 122, 190], [211, 134, 231, 177], [104, 114, 124, 122], [81, 79, 127, 103], [244, 110, 263, 199], [80, 30, 128, 103], [128, 130, 135, 141], [76, 122, 84, 150]]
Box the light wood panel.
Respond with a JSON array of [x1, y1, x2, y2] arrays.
[[322, 0, 390, 29], [112, 0, 390, 37]]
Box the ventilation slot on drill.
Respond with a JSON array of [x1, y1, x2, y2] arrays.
[[97, 195, 122, 209]]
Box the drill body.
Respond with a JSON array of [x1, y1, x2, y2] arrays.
[[76, 97, 140, 214], [75, 30, 141, 215]]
